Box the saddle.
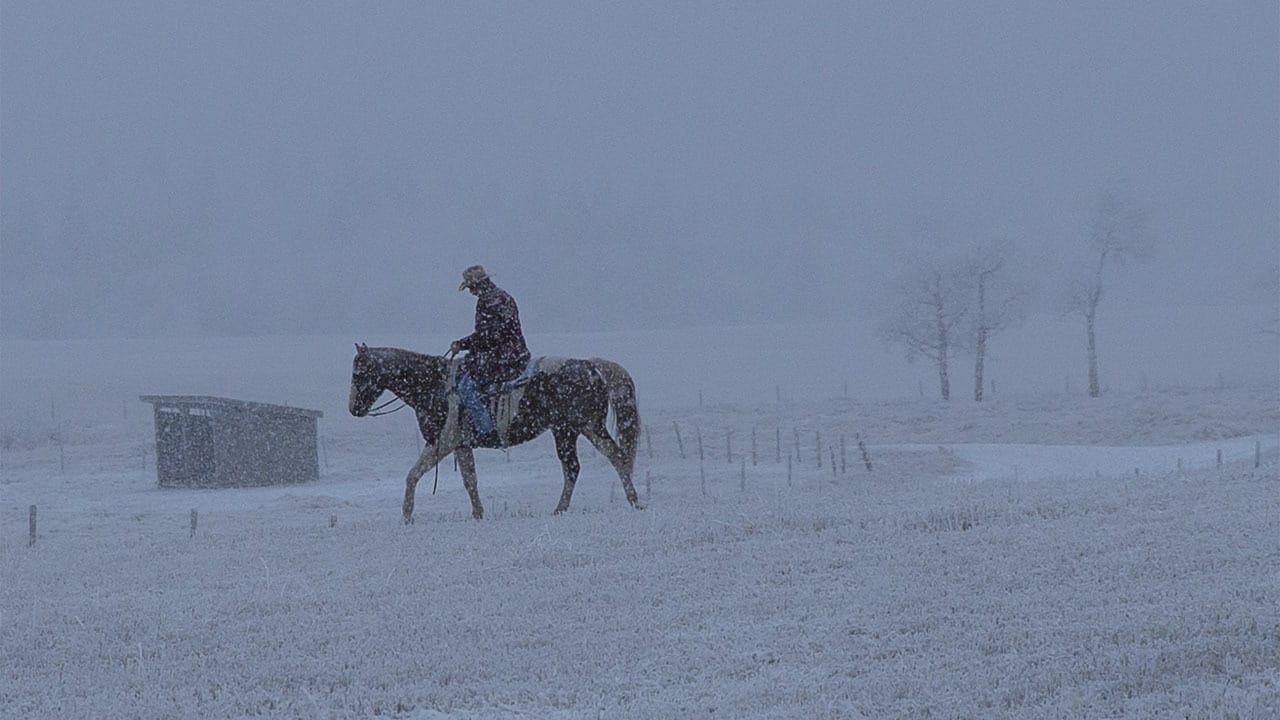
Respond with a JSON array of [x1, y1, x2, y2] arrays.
[[444, 356, 569, 447]]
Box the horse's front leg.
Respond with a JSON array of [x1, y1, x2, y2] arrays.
[[552, 429, 581, 514], [455, 447, 483, 520], [403, 441, 450, 524]]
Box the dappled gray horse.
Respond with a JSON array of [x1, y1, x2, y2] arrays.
[[349, 344, 641, 523]]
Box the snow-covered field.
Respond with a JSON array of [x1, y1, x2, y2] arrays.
[[2, 326, 1278, 718]]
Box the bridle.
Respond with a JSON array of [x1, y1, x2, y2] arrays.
[[354, 348, 408, 417]]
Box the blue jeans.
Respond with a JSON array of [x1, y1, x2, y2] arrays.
[[457, 372, 494, 436]]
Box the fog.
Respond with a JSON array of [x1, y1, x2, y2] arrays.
[[2, 2, 1277, 340]]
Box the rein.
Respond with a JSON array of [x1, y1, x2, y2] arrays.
[[365, 396, 407, 417]]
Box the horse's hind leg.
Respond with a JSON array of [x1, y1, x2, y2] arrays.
[[403, 440, 453, 524], [552, 428, 581, 514], [583, 428, 641, 509], [455, 447, 483, 520]]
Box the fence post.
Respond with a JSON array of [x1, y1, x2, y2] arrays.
[[190, 509, 198, 538], [739, 460, 746, 491], [787, 454, 793, 487], [751, 428, 757, 466], [725, 430, 733, 465], [674, 423, 686, 459], [775, 428, 781, 464], [831, 449, 837, 479], [816, 432, 822, 469], [858, 435, 873, 472], [29, 505, 36, 547], [696, 427, 704, 462], [794, 429, 801, 463]]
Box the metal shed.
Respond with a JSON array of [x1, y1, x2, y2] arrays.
[[140, 395, 323, 488]]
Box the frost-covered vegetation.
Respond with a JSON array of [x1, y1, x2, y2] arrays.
[[2, 332, 1276, 718]]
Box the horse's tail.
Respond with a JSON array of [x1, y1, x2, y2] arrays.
[[591, 359, 640, 475]]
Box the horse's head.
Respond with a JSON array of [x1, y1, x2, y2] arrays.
[[349, 343, 383, 417]]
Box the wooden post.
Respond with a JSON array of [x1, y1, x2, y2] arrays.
[[739, 459, 746, 491], [751, 428, 757, 466], [787, 454, 793, 487], [696, 427, 704, 462], [190, 509, 198, 538], [28, 505, 36, 547], [816, 432, 822, 469], [858, 435, 873, 472], [674, 423, 686, 459], [775, 428, 781, 464], [794, 429, 801, 463], [725, 430, 733, 465], [831, 448, 837, 479], [700, 461, 706, 496]]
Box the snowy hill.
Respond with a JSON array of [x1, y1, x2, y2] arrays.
[[1, 328, 1277, 718]]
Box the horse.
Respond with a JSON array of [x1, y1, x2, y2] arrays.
[[348, 344, 642, 523]]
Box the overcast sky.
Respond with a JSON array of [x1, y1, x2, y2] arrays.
[[2, 1, 1276, 339]]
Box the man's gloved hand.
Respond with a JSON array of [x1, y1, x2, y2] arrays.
[[447, 341, 462, 358]]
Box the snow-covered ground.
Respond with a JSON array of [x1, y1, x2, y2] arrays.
[[2, 326, 1277, 718]]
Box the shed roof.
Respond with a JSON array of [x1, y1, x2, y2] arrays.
[[139, 395, 323, 419]]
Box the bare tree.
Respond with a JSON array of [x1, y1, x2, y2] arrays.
[[1066, 186, 1150, 397], [878, 263, 968, 401], [964, 243, 1026, 401]]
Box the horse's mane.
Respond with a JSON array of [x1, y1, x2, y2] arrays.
[[366, 346, 443, 368]]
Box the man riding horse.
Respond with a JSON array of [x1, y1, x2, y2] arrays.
[[447, 265, 531, 446]]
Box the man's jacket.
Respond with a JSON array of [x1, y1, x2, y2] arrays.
[[455, 284, 531, 384]]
